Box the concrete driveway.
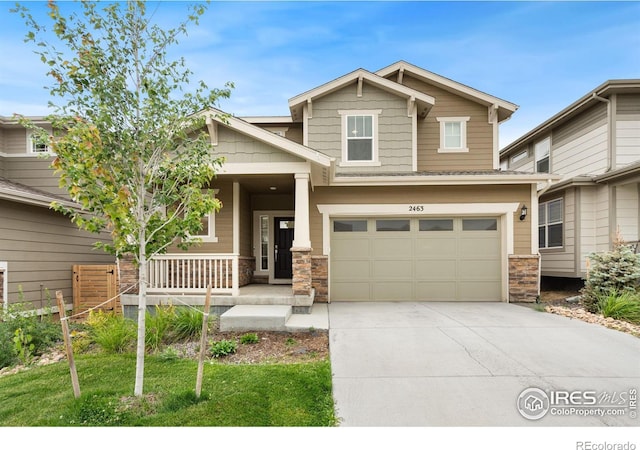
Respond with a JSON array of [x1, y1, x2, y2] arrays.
[[328, 302, 640, 426]]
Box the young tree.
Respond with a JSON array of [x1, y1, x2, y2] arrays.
[[13, 1, 232, 396]]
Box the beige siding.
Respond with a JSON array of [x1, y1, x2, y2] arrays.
[[309, 184, 531, 256], [540, 190, 576, 276], [3, 156, 67, 196], [285, 124, 303, 145], [579, 186, 598, 274], [240, 184, 252, 257], [0, 199, 113, 309], [595, 185, 610, 252], [308, 82, 413, 174], [400, 75, 494, 171], [617, 94, 640, 115], [616, 119, 640, 168], [214, 126, 304, 164], [616, 183, 639, 242], [552, 104, 608, 178], [2, 128, 27, 154]]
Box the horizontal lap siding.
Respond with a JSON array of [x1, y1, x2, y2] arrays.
[[215, 127, 304, 164], [400, 75, 494, 171], [552, 104, 608, 178], [616, 183, 639, 242], [4, 157, 67, 197], [616, 120, 640, 168], [308, 82, 413, 174], [0, 199, 113, 308], [310, 184, 531, 256]]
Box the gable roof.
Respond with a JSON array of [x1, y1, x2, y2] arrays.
[[201, 108, 333, 167], [500, 79, 640, 157], [288, 68, 435, 122], [376, 61, 518, 122], [0, 177, 76, 209]]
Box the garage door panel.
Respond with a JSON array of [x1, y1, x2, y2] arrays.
[[331, 282, 371, 301], [332, 239, 370, 258], [416, 282, 457, 301], [415, 260, 456, 280], [458, 282, 501, 301], [458, 260, 501, 279], [330, 217, 502, 302], [373, 282, 413, 301], [415, 237, 456, 254], [458, 238, 500, 257], [374, 260, 413, 278], [373, 238, 413, 257]]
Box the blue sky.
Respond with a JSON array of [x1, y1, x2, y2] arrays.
[[0, 1, 639, 149]]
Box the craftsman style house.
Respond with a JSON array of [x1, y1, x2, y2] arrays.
[[0, 116, 113, 312], [120, 61, 556, 310], [500, 80, 640, 280]]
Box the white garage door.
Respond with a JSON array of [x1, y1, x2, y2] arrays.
[[330, 217, 501, 301]]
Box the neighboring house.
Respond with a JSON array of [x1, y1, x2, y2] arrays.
[[121, 60, 555, 309], [500, 80, 640, 280], [0, 116, 113, 312]]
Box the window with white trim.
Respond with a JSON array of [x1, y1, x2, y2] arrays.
[[338, 110, 381, 166], [191, 189, 219, 242], [27, 130, 52, 154], [539, 198, 563, 249], [510, 150, 528, 165], [535, 137, 550, 173], [437, 117, 469, 153]]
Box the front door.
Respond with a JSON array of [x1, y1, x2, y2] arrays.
[[274, 217, 295, 279]]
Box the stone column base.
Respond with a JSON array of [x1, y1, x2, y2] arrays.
[[291, 247, 312, 296], [509, 254, 540, 302]]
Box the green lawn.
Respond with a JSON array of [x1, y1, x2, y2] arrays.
[[0, 354, 336, 426]]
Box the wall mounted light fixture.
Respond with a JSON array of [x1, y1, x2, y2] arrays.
[[519, 205, 528, 221]]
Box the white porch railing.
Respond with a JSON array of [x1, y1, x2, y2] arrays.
[[147, 254, 238, 295]]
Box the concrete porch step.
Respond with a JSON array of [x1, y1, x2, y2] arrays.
[[219, 305, 292, 332]]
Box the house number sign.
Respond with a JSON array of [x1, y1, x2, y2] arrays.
[[408, 205, 425, 212]]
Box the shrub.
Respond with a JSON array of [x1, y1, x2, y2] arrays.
[[145, 305, 177, 351], [240, 333, 259, 345], [210, 339, 237, 358], [597, 291, 640, 324], [87, 310, 136, 354], [582, 240, 640, 313], [171, 306, 203, 341]]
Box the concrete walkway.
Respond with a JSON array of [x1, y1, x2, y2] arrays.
[[328, 302, 640, 426]]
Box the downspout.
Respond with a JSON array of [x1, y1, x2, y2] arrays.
[[536, 179, 554, 301], [592, 92, 615, 249]]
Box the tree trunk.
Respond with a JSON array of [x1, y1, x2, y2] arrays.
[[134, 246, 147, 396]]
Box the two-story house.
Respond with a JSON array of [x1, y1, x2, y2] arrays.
[[0, 116, 113, 312], [500, 80, 640, 281], [122, 61, 555, 311]]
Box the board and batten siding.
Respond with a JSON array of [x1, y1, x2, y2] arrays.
[[309, 184, 531, 257], [0, 199, 113, 309], [307, 81, 413, 174], [399, 74, 494, 171], [551, 103, 608, 179], [214, 126, 304, 164], [540, 189, 576, 276]]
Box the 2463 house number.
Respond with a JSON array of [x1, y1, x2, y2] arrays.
[[409, 205, 424, 212]]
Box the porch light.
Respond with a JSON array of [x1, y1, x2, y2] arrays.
[[269, 186, 277, 191], [519, 205, 528, 221]]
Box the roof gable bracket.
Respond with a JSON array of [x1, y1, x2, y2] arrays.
[[488, 104, 499, 124], [307, 99, 313, 119], [397, 66, 404, 84], [357, 75, 363, 97], [206, 115, 218, 146], [407, 97, 416, 117]]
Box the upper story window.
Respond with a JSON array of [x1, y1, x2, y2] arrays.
[[437, 117, 470, 153], [27, 131, 52, 154], [510, 150, 528, 165], [338, 110, 381, 167], [539, 198, 563, 249], [535, 137, 550, 173]]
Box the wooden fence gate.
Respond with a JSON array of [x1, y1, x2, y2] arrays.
[[72, 264, 120, 314]]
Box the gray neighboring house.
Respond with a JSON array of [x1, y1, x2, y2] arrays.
[[500, 80, 640, 280], [0, 116, 113, 312]]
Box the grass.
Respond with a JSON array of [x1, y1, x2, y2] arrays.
[[597, 291, 640, 324], [0, 353, 336, 426]]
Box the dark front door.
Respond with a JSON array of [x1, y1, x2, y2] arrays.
[[274, 217, 295, 279]]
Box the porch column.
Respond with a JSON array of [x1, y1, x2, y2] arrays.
[[232, 181, 240, 296], [292, 173, 312, 297], [292, 173, 311, 249]]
